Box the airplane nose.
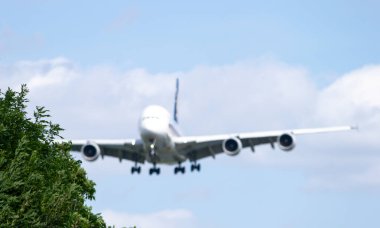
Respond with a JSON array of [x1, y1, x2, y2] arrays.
[[140, 119, 166, 138]]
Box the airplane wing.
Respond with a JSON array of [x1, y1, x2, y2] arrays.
[[174, 126, 356, 162], [69, 139, 146, 163]]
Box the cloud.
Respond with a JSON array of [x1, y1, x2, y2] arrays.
[[1, 57, 380, 192], [306, 65, 380, 190], [102, 209, 195, 228], [3, 57, 380, 227], [316, 65, 380, 122], [1, 57, 75, 89], [315, 65, 380, 145]]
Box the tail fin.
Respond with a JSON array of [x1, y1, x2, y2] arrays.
[[173, 78, 179, 123]]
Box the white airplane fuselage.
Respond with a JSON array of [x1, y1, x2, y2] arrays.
[[139, 105, 184, 164]]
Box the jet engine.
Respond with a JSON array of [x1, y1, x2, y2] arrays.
[[222, 137, 242, 156], [278, 133, 296, 151], [81, 142, 101, 161]]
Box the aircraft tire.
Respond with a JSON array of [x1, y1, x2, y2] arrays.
[[191, 164, 201, 172]]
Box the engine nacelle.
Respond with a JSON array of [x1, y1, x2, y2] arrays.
[[81, 142, 101, 161], [222, 137, 242, 156], [278, 133, 296, 151]]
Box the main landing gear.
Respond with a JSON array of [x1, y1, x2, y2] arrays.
[[174, 162, 201, 174], [131, 161, 201, 175], [131, 161, 141, 174], [131, 166, 141, 174], [174, 162, 185, 174], [190, 163, 201, 172]]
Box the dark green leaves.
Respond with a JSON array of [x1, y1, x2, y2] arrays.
[[0, 85, 106, 227]]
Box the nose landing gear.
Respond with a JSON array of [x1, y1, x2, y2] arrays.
[[149, 163, 160, 175], [149, 142, 156, 157], [147, 142, 161, 175]]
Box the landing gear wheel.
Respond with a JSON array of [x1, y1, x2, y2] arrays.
[[191, 163, 201, 172], [174, 166, 185, 174], [131, 166, 141, 174], [149, 166, 160, 175]]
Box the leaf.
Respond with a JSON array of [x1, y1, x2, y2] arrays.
[[0, 85, 106, 227]]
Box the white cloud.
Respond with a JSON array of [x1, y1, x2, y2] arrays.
[[316, 65, 380, 126], [102, 209, 195, 228], [0, 57, 75, 90], [27, 66, 73, 89], [308, 65, 380, 190], [1, 57, 380, 191], [3, 57, 380, 227]]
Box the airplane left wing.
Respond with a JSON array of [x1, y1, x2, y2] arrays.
[[174, 126, 355, 162], [68, 139, 146, 163]]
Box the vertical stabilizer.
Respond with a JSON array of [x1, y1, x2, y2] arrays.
[[173, 78, 179, 123]]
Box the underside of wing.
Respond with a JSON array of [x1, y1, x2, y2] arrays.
[[175, 125, 355, 161], [174, 134, 278, 161], [68, 139, 146, 164]]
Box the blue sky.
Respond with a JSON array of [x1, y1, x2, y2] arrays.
[[1, 1, 380, 227], [2, 0, 380, 74]]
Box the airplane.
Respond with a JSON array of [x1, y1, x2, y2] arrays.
[[68, 78, 356, 175]]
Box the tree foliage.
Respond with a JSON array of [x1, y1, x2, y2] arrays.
[[0, 85, 106, 227]]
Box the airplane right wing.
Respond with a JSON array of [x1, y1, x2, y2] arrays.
[[174, 126, 356, 162], [66, 139, 146, 163]]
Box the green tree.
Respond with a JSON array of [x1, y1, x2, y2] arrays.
[[0, 85, 106, 227]]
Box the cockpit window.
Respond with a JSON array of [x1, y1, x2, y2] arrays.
[[142, 116, 159, 120]]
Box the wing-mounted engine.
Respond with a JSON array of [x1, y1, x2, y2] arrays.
[[222, 137, 242, 156], [278, 133, 296, 151], [81, 141, 101, 161]]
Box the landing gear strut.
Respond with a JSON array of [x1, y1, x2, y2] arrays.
[[148, 143, 160, 175], [149, 143, 156, 157]]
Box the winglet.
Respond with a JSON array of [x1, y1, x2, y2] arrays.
[[173, 78, 179, 123]]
